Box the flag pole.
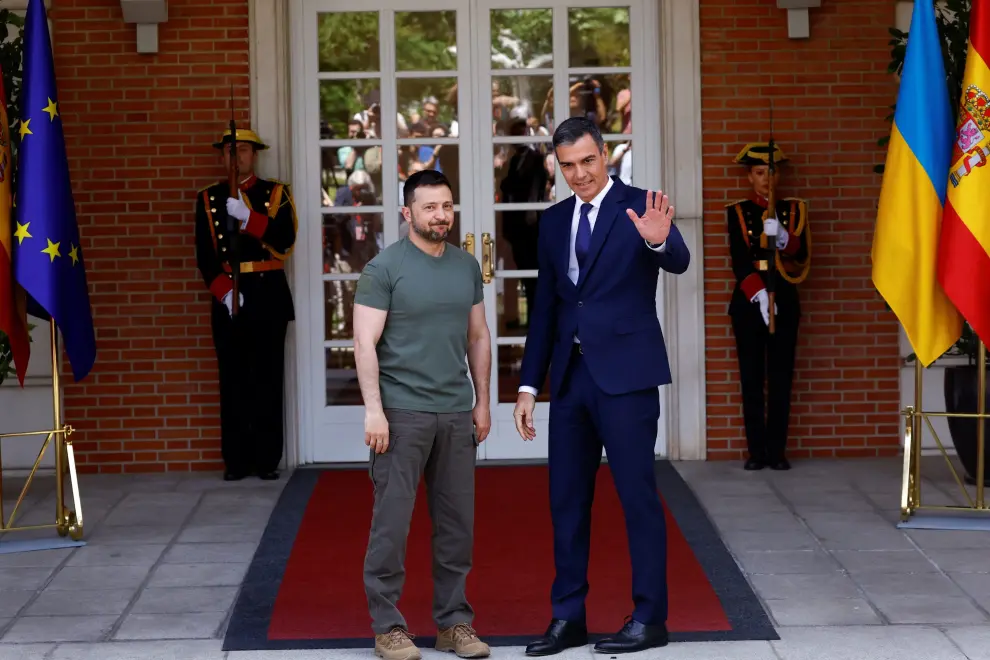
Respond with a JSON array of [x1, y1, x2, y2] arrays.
[[978, 340, 986, 509], [49, 318, 82, 539], [50, 319, 64, 529], [912, 357, 923, 511]]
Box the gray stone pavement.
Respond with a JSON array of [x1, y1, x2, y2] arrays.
[[0, 456, 988, 659]]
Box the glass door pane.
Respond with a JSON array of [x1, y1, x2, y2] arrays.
[[316, 9, 386, 415], [308, 0, 475, 463], [394, 9, 466, 250], [489, 6, 555, 412], [475, 0, 647, 461]]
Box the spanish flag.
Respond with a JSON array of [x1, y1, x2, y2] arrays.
[[0, 65, 29, 386], [938, 0, 990, 345], [872, 0, 963, 367]]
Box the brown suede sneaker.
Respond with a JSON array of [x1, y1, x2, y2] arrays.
[[436, 623, 491, 658], [375, 627, 422, 660]]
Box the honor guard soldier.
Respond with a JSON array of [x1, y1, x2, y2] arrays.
[[726, 142, 810, 471], [195, 128, 298, 481]]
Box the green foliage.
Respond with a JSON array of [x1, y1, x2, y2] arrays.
[[567, 8, 630, 68], [0, 8, 24, 386], [316, 10, 465, 136], [492, 9, 552, 70], [314, 7, 631, 138], [0, 332, 14, 382], [878, 1, 984, 366], [874, 0, 971, 175]]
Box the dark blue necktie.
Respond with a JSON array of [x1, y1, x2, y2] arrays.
[[575, 202, 593, 269]]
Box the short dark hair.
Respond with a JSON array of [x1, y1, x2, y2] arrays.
[[403, 169, 452, 207], [552, 117, 605, 152]]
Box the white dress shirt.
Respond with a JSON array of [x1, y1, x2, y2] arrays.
[[518, 180, 667, 397]]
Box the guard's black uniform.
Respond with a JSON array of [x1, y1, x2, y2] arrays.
[[727, 190, 810, 469], [195, 171, 297, 479]]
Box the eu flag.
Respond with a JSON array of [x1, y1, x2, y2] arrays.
[[12, 0, 96, 381]]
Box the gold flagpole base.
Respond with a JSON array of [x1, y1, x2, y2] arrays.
[[898, 343, 990, 530], [0, 319, 84, 543]]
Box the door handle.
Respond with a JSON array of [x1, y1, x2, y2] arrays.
[[462, 232, 475, 256], [481, 232, 494, 284]]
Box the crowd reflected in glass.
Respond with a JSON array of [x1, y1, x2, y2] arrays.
[[315, 7, 634, 407]]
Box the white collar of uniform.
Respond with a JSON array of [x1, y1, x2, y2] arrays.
[[577, 176, 614, 211]]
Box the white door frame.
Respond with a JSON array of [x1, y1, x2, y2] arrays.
[[472, 0, 665, 461], [250, 0, 707, 465], [287, 0, 479, 463]]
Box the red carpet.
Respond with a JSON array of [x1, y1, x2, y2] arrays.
[[268, 465, 730, 640]]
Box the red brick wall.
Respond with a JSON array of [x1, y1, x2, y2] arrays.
[[53, 0, 250, 473], [700, 0, 901, 460], [48, 0, 902, 471]]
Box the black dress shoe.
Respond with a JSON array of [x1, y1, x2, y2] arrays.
[[258, 471, 279, 481], [223, 470, 247, 481], [525, 619, 588, 656], [593, 619, 668, 654], [769, 458, 791, 471], [744, 458, 765, 470]]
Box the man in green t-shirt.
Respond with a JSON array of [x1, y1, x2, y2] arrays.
[[353, 169, 492, 660]]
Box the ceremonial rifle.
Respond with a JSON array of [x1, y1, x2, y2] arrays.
[[227, 85, 241, 317], [766, 99, 777, 335]]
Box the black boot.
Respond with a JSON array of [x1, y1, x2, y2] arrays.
[[768, 457, 791, 471], [593, 618, 668, 654], [524, 620, 587, 656]]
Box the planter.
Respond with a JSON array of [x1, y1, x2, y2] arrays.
[[943, 365, 990, 486]]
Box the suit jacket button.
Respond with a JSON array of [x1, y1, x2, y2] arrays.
[[577, 301, 583, 307]]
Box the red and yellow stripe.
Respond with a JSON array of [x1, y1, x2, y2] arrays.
[[0, 65, 30, 385], [939, 0, 990, 344]]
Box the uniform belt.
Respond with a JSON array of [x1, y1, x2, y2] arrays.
[[226, 260, 284, 274]]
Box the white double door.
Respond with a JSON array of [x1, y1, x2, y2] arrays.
[[293, 0, 666, 463]]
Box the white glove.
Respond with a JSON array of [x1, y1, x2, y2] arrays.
[[750, 289, 777, 326], [226, 192, 250, 230], [222, 291, 245, 317], [763, 217, 789, 250]]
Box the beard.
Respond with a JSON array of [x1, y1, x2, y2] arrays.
[[411, 217, 450, 243]]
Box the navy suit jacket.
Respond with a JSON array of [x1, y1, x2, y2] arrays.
[[519, 177, 690, 398]]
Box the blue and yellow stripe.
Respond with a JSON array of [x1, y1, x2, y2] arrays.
[[872, 0, 963, 367]]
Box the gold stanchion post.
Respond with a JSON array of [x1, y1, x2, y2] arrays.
[[978, 340, 986, 509], [50, 320, 65, 531], [898, 336, 990, 528], [0, 319, 84, 542], [913, 359, 923, 509]]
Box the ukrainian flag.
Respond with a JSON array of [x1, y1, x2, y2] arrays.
[[872, 0, 962, 367], [938, 0, 990, 345]]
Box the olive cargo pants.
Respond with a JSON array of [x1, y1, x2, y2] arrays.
[[363, 409, 477, 634]]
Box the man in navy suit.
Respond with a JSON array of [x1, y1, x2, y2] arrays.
[[513, 117, 690, 655]]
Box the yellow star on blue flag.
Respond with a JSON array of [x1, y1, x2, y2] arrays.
[[11, 0, 96, 381]]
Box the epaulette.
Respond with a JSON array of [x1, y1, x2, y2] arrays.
[[781, 196, 806, 203], [197, 181, 223, 194], [724, 198, 747, 208]]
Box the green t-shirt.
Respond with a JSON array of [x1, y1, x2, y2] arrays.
[[354, 236, 484, 413]]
